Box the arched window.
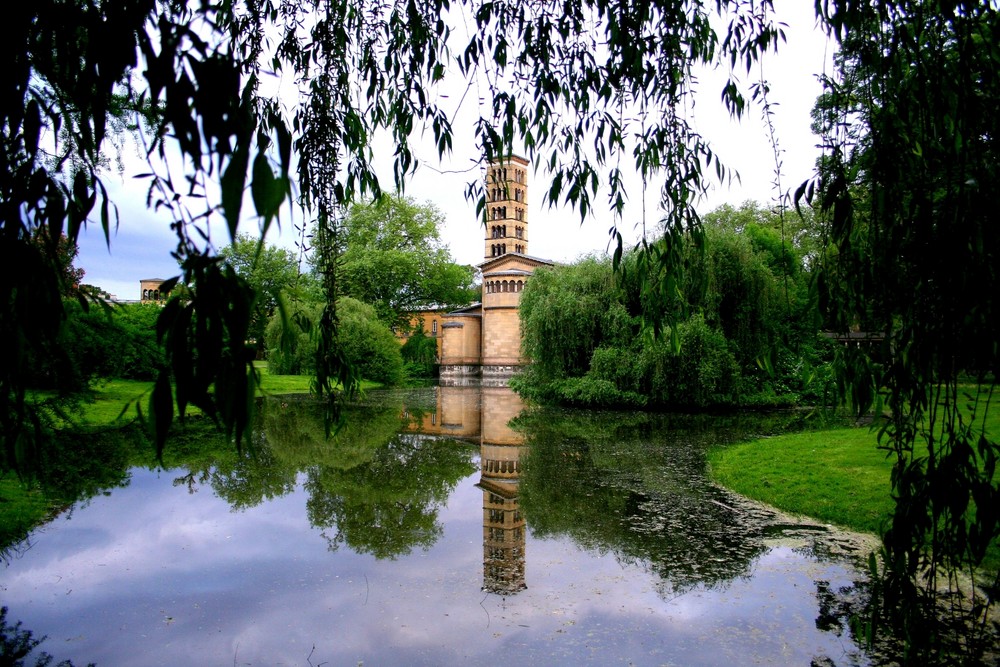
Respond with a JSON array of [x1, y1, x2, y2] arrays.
[[502, 243, 506, 254], [153, 290, 159, 301], [517, 280, 523, 291], [502, 224, 506, 237], [501, 206, 507, 219], [501, 281, 507, 293]]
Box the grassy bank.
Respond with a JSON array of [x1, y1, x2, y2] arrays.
[[708, 405, 1000, 573], [707, 427, 895, 535]]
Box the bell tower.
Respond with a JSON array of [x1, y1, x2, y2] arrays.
[[484, 155, 529, 260]]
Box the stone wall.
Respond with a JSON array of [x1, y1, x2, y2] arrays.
[[482, 307, 522, 367]]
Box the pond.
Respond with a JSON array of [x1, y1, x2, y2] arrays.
[[1, 385, 877, 666]]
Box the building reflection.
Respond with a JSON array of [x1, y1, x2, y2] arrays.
[[403, 384, 528, 594]]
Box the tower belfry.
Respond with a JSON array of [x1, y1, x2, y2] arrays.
[[439, 153, 551, 382], [484, 156, 529, 260]]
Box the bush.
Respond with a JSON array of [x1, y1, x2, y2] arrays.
[[638, 315, 740, 408], [588, 346, 641, 393], [265, 297, 403, 385], [548, 376, 647, 408], [400, 325, 438, 378], [337, 298, 404, 385], [26, 301, 165, 391], [265, 301, 321, 376]]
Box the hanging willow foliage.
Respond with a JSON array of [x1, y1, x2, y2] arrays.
[[805, 2, 1000, 661]]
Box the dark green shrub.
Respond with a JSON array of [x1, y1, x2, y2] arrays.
[[400, 325, 438, 378], [265, 297, 403, 385], [338, 298, 404, 385], [265, 301, 321, 375], [26, 301, 165, 390], [639, 315, 740, 408], [588, 346, 641, 393], [549, 376, 647, 408]]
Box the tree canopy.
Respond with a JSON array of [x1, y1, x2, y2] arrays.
[[337, 195, 477, 328], [219, 233, 306, 352], [805, 4, 1000, 656]]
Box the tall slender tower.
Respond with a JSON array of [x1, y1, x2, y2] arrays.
[[483, 156, 530, 260]]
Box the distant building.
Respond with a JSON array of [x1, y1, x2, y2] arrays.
[[439, 156, 554, 382], [139, 278, 170, 303]]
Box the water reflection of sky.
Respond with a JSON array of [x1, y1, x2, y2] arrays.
[[1, 390, 871, 666]]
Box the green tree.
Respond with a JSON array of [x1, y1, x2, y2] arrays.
[[400, 325, 439, 378], [34, 301, 165, 389], [518, 257, 634, 383], [337, 195, 477, 329], [29, 230, 85, 298], [805, 4, 1000, 658], [219, 234, 306, 354]]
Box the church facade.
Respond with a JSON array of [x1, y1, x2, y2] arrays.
[[439, 156, 553, 382]]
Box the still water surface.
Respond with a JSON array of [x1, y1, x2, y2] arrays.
[[2, 385, 874, 666]]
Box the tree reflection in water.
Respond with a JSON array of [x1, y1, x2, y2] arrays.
[[264, 394, 476, 560], [304, 433, 476, 559], [1, 386, 878, 666], [517, 408, 837, 598]]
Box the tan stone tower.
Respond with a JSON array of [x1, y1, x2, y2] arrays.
[[439, 155, 553, 382], [484, 156, 530, 260]]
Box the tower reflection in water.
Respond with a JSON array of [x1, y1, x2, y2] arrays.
[[404, 384, 527, 594]]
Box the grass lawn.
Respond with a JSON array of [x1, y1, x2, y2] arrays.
[[708, 399, 1000, 573], [74, 364, 376, 426], [707, 427, 895, 535]]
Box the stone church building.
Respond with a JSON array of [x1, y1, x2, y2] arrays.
[[439, 156, 554, 382]]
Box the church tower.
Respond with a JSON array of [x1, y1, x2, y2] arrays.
[[484, 155, 530, 260], [439, 154, 552, 382]]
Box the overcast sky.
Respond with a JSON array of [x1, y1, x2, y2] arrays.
[[76, 0, 833, 300]]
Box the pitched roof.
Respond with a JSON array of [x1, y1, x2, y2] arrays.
[[477, 252, 555, 271]]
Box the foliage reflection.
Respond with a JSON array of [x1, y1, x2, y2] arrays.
[[517, 409, 831, 596]]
